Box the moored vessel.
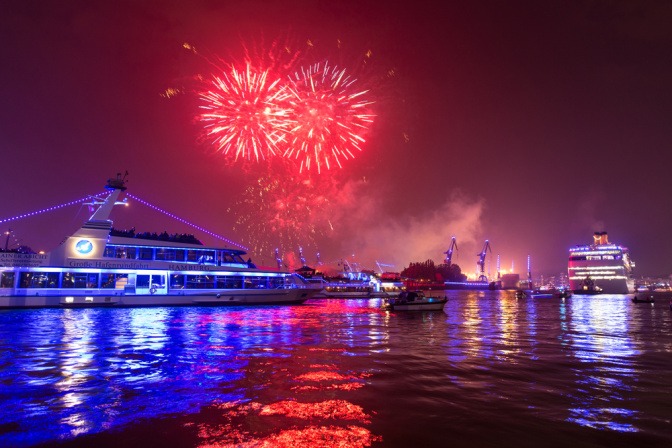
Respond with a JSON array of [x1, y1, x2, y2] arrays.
[[383, 290, 447, 311], [0, 174, 316, 308], [568, 232, 635, 295], [312, 281, 374, 298]]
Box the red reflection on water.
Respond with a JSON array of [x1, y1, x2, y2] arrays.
[[183, 301, 382, 447], [227, 425, 381, 448], [292, 383, 365, 392], [260, 400, 370, 422], [190, 400, 380, 448], [296, 370, 351, 382], [309, 363, 338, 369]]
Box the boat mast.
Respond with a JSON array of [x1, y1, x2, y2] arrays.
[[88, 172, 128, 222]]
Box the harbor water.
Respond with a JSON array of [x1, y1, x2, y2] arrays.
[[1, 291, 671, 447]]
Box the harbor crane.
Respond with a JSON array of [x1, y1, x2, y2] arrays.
[[444, 236, 458, 265], [477, 240, 492, 281]]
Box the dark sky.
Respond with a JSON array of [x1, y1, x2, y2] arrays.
[[2, 0, 672, 278]]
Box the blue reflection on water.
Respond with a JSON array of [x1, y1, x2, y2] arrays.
[[566, 296, 638, 432], [0, 307, 266, 446], [0, 303, 383, 447], [2, 294, 671, 446]]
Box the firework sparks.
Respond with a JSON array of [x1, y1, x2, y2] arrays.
[[198, 63, 291, 162], [231, 169, 339, 262], [283, 61, 375, 173]]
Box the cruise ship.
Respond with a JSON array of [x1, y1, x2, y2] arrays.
[[0, 174, 316, 308], [568, 232, 635, 295]]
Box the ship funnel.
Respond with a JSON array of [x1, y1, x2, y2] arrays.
[[593, 231, 609, 245]]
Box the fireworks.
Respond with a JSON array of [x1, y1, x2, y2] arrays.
[[197, 53, 375, 172], [231, 169, 337, 261], [198, 63, 291, 162], [284, 62, 375, 173], [194, 40, 378, 261]]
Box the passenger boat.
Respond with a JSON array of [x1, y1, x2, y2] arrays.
[[383, 291, 447, 311], [529, 287, 572, 299], [568, 232, 635, 294], [0, 174, 316, 308], [313, 281, 373, 298], [309, 262, 380, 298]]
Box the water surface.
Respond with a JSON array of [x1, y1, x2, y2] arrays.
[[1, 291, 671, 447]]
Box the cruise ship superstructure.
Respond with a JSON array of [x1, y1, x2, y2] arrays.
[[0, 174, 316, 308], [568, 232, 635, 295]]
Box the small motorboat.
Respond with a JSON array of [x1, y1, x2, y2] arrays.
[[383, 290, 447, 311], [530, 287, 572, 299], [574, 276, 603, 295], [632, 295, 655, 304]]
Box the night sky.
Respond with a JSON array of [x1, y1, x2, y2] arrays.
[[2, 0, 672, 278]]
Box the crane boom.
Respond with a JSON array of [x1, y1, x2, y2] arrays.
[[477, 240, 492, 281], [444, 236, 458, 265]]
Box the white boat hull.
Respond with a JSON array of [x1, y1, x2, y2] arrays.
[[0, 288, 315, 308]]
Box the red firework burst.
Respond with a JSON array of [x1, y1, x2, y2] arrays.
[[198, 63, 291, 162], [231, 166, 340, 259], [283, 61, 375, 173]]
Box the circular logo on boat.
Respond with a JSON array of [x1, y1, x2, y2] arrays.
[[75, 239, 94, 254]]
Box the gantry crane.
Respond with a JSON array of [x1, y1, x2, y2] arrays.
[[444, 236, 458, 266], [477, 240, 492, 281]]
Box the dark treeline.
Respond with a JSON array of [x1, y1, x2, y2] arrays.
[[401, 259, 467, 282]]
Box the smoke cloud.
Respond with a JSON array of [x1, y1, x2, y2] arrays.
[[330, 185, 486, 272]]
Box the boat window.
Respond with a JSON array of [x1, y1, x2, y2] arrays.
[[186, 250, 200, 262], [105, 246, 137, 259], [174, 249, 186, 262], [170, 274, 185, 289], [1, 272, 15, 288], [155, 248, 176, 261], [62, 272, 100, 288], [136, 275, 150, 288], [151, 275, 165, 288], [101, 273, 128, 289], [269, 277, 284, 288], [197, 251, 216, 265], [19, 272, 59, 288], [215, 275, 243, 289], [138, 248, 153, 260], [186, 275, 214, 289], [115, 247, 131, 259], [245, 276, 269, 289], [221, 253, 236, 263]]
